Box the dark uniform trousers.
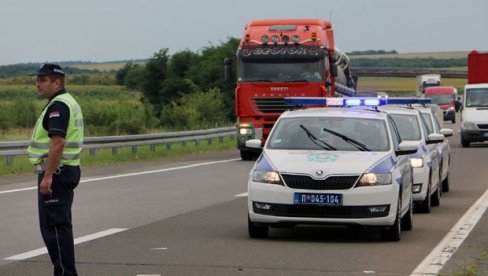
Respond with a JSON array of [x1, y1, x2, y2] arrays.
[[38, 165, 80, 276]]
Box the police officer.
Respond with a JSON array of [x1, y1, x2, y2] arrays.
[[27, 63, 83, 276]]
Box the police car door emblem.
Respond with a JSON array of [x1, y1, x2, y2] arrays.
[[307, 152, 339, 163]]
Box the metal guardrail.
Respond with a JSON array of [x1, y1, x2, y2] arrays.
[[0, 127, 235, 166]]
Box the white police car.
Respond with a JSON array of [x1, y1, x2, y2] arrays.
[[378, 106, 443, 213], [246, 98, 418, 241], [413, 105, 453, 192]]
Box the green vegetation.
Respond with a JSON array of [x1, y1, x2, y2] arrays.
[[0, 85, 158, 136]]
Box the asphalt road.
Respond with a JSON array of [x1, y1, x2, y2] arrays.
[[1, 113, 487, 276]]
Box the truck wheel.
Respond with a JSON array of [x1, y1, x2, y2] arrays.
[[461, 137, 470, 148], [248, 215, 269, 238], [240, 150, 254, 160]]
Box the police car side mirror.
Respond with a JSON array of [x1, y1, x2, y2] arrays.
[[426, 133, 445, 144], [396, 141, 418, 156], [245, 139, 262, 149], [439, 128, 453, 137]]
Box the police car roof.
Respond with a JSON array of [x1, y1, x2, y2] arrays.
[[282, 107, 388, 120], [378, 105, 420, 115]]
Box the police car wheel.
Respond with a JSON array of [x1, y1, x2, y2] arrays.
[[442, 173, 450, 192], [401, 197, 413, 231], [248, 214, 269, 239], [381, 198, 401, 241], [416, 181, 431, 213], [431, 185, 441, 207]]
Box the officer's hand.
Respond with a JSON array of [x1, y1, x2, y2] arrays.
[[40, 176, 53, 195]]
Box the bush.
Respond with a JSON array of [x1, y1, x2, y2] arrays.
[[160, 87, 228, 130]]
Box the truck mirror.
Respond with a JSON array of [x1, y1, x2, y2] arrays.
[[224, 57, 233, 82]]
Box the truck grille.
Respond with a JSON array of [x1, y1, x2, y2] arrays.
[[281, 174, 360, 190], [254, 98, 293, 113]]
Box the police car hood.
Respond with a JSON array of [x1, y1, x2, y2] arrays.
[[263, 150, 392, 175]]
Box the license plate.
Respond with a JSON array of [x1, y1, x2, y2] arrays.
[[484, 132, 488, 137], [294, 193, 343, 206]]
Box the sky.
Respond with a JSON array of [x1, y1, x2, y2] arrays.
[[0, 0, 487, 65]]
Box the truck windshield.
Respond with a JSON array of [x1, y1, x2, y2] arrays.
[[238, 60, 324, 83], [427, 94, 452, 105], [466, 88, 488, 107], [267, 117, 390, 151]]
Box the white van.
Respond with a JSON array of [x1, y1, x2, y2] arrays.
[[460, 84, 488, 147]]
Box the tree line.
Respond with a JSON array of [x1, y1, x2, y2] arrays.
[[115, 37, 240, 129]]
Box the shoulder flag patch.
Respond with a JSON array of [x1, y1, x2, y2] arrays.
[[48, 111, 60, 118]]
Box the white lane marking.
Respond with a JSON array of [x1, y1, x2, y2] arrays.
[[0, 187, 36, 195], [137, 275, 161, 276], [4, 228, 128, 261], [411, 187, 488, 275], [0, 158, 241, 195], [234, 192, 248, 197], [150, 247, 167, 250]]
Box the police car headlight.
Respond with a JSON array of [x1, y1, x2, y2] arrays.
[[359, 173, 392, 186], [409, 158, 424, 168], [252, 170, 282, 185], [462, 121, 477, 130]]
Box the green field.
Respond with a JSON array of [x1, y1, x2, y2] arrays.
[[358, 76, 467, 94]]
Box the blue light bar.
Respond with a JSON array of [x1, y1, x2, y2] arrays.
[[284, 97, 431, 107]]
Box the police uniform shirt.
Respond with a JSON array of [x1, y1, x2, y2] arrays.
[[42, 89, 70, 138]]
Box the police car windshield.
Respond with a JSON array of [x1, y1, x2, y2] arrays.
[[390, 114, 422, 141], [267, 117, 390, 151], [420, 113, 434, 134]]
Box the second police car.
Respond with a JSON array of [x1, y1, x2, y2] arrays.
[[378, 106, 444, 213], [412, 105, 453, 193], [246, 97, 420, 241]]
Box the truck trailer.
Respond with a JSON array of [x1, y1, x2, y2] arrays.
[[224, 19, 357, 160]]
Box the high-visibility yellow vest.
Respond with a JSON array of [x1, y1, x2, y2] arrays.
[[27, 93, 84, 166]]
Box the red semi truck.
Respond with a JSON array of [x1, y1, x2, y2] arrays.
[[225, 19, 357, 160], [460, 50, 488, 147]]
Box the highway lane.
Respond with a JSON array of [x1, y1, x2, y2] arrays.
[[2, 115, 488, 275], [0, 151, 251, 266]]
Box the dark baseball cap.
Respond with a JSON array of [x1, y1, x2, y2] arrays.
[[33, 63, 65, 77]]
